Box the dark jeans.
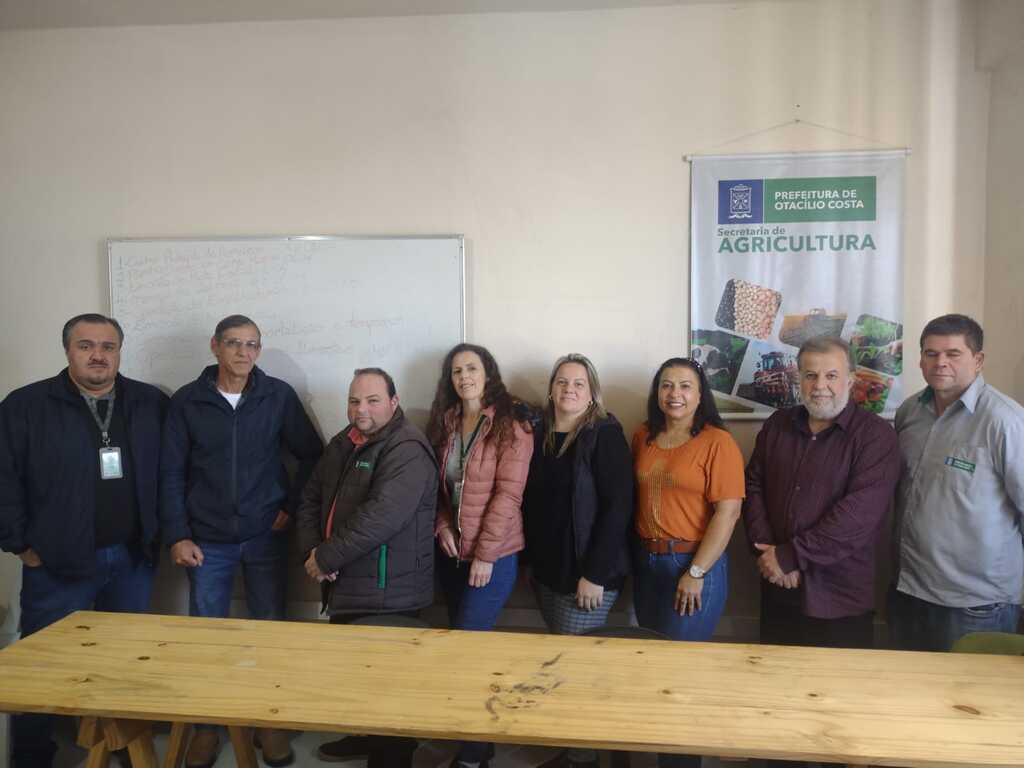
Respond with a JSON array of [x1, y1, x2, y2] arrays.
[[13, 544, 154, 768], [887, 586, 1022, 652], [328, 611, 421, 764], [188, 528, 287, 735], [633, 550, 729, 768], [633, 550, 728, 642], [437, 551, 518, 631], [438, 551, 518, 763], [187, 528, 287, 620], [759, 593, 873, 768], [760, 590, 875, 650]]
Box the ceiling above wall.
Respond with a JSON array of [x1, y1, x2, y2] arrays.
[[0, 0, 741, 31]]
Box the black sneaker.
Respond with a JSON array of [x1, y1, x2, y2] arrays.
[[366, 737, 418, 768], [538, 751, 600, 768], [318, 735, 375, 763], [448, 759, 490, 768]]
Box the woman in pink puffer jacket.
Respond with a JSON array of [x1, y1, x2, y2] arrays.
[[425, 342, 533, 768]]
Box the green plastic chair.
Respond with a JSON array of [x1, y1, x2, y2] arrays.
[[951, 631, 1024, 655]]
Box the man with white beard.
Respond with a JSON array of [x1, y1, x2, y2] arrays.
[[742, 337, 900, 663]]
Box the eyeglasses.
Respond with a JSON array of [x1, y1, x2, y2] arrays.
[[221, 339, 261, 351]]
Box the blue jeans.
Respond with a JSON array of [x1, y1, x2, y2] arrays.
[[187, 528, 287, 620], [438, 551, 518, 763], [887, 586, 1022, 652], [437, 551, 518, 632], [634, 550, 728, 642], [13, 544, 154, 768], [633, 549, 727, 768]]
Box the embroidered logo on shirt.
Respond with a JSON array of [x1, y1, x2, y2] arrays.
[[355, 460, 373, 470], [638, 458, 676, 530], [944, 456, 976, 474]]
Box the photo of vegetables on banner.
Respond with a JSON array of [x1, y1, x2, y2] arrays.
[[689, 150, 906, 418]]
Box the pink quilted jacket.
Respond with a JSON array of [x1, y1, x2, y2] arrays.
[[434, 405, 532, 562]]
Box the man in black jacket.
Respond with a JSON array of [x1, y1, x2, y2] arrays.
[[0, 313, 168, 768], [296, 367, 437, 767], [160, 314, 322, 768]]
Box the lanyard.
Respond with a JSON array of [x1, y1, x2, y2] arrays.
[[458, 415, 485, 471], [83, 390, 116, 447]]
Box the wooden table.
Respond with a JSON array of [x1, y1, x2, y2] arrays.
[[0, 611, 1022, 768]]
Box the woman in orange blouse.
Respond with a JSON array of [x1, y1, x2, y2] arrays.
[[632, 357, 745, 643]]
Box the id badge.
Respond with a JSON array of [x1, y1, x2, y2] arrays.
[[453, 479, 464, 511], [99, 447, 123, 480]]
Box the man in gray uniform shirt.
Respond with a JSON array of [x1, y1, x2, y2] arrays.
[[890, 313, 1023, 651]]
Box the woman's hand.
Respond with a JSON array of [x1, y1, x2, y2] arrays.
[[675, 572, 704, 616], [437, 527, 459, 558], [468, 558, 493, 588], [576, 577, 604, 612]]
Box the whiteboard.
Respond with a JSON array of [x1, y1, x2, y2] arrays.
[[108, 236, 464, 437]]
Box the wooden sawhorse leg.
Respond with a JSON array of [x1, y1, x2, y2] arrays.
[[78, 717, 258, 768], [227, 725, 259, 768], [162, 721, 191, 768], [77, 716, 159, 768]]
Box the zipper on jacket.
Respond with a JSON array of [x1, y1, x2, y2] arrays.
[[231, 408, 238, 508], [454, 457, 466, 559], [229, 387, 248, 512], [452, 413, 487, 562]]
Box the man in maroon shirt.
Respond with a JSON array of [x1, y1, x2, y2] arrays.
[[743, 336, 900, 654]]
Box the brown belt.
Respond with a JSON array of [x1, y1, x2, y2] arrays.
[[641, 538, 698, 554]]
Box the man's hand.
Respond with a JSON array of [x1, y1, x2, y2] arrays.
[[304, 550, 337, 583], [171, 539, 204, 567], [270, 510, 291, 531], [754, 543, 800, 588], [437, 527, 459, 559], [468, 558, 493, 588], [18, 549, 42, 568], [754, 542, 785, 582], [576, 577, 604, 612]]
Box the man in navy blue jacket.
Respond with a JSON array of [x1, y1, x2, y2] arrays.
[[0, 313, 168, 768], [160, 314, 322, 768]]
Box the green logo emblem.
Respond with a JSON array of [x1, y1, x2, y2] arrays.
[[944, 456, 975, 474]]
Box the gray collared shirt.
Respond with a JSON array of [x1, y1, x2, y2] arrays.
[[895, 374, 1024, 607]]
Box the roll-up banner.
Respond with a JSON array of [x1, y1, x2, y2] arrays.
[[689, 150, 906, 419]]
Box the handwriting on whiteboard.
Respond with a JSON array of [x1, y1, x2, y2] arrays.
[[109, 237, 463, 434]]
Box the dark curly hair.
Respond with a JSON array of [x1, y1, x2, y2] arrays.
[[645, 357, 725, 444], [425, 343, 530, 451]]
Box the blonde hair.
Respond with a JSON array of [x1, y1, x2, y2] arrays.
[[543, 353, 608, 457]]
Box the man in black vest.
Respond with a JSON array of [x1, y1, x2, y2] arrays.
[[296, 367, 438, 767], [0, 313, 168, 768]]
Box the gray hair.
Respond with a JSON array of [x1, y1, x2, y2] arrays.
[[543, 353, 608, 457], [797, 336, 855, 372], [214, 314, 261, 342]]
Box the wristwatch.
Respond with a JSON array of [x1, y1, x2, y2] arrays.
[[688, 563, 706, 579]]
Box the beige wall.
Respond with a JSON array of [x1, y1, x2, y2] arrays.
[[982, 51, 1024, 400], [0, 0, 1003, 637]]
